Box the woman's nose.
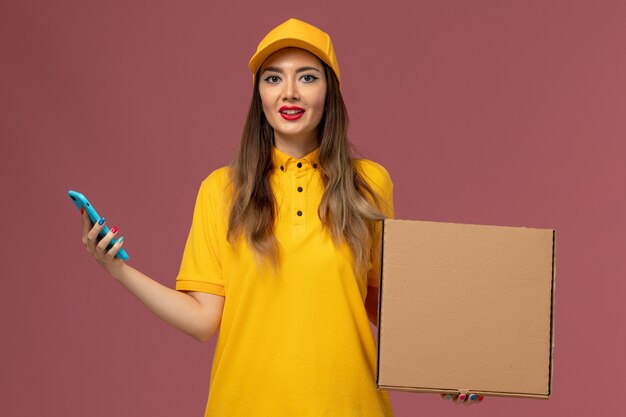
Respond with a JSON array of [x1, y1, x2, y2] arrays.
[[282, 77, 300, 101]]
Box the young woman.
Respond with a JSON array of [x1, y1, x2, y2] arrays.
[[80, 18, 476, 417]]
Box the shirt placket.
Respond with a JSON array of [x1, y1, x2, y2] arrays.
[[292, 159, 309, 238]]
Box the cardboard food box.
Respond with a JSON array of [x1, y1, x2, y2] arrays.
[[375, 219, 556, 399]]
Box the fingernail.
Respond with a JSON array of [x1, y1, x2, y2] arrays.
[[110, 227, 118, 234], [81, 207, 85, 214], [469, 394, 477, 401], [98, 217, 105, 225], [117, 236, 124, 244]]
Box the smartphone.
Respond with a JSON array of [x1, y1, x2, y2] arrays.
[[68, 190, 129, 261]]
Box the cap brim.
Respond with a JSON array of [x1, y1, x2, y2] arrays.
[[249, 38, 331, 77]]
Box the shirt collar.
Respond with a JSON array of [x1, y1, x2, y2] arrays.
[[272, 145, 320, 173]]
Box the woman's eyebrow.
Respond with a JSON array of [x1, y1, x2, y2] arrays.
[[296, 66, 322, 74], [262, 66, 322, 74]]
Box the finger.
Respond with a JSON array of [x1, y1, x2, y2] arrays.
[[96, 226, 119, 255], [86, 217, 106, 250], [463, 393, 484, 406], [451, 393, 471, 405], [81, 209, 92, 241], [104, 236, 124, 259]]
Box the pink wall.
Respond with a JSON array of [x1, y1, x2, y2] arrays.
[[2, 0, 624, 416]]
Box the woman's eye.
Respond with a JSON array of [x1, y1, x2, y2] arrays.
[[264, 75, 280, 83], [301, 74, 318, 82]]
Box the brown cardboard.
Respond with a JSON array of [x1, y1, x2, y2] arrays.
[[375, 219, 556, 399]]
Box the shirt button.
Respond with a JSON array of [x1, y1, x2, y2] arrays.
[[297, 186, 303, 192], [297, 162, 302, 168], [297, 210, 303, 216]]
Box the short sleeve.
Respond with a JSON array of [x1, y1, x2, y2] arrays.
[[362, 161, 395, 288], [175, 173, 226, 296]]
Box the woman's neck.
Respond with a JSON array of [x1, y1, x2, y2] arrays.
[[273, 134, 319, 159]]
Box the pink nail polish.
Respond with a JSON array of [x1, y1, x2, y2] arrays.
[[110, 227, 118, 234]]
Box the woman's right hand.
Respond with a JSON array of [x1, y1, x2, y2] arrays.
[[81, 208, 126, 276]]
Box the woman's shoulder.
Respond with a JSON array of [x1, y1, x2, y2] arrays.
[[354, 158, 393, 192], [354, 158, 394, 216], [199, 166, 232, 194]]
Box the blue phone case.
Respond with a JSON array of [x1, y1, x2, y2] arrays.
[[68, 190, 129, 261]]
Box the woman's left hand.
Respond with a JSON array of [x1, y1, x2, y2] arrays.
[[440, 393, 484, 405]]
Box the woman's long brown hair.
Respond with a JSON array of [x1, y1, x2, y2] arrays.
[[226, 63, 390, 278]]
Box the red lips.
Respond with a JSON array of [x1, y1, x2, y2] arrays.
[[279, 105, 305, 120]]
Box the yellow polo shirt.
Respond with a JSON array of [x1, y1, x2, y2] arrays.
[[176, 145, 394, 417]]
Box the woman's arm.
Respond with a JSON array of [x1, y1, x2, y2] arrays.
[[81, 209, 224, 342], [110, 263, 224, 342]]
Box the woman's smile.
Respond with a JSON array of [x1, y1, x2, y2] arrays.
[[279, 105, 305, 120]]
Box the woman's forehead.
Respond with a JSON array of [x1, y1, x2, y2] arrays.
[[260, 47, 323, 71]]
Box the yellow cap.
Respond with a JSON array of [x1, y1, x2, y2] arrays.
[[249, 18, 341, 87]]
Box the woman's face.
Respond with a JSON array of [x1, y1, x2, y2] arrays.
[[259, 47, 327, 147]]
